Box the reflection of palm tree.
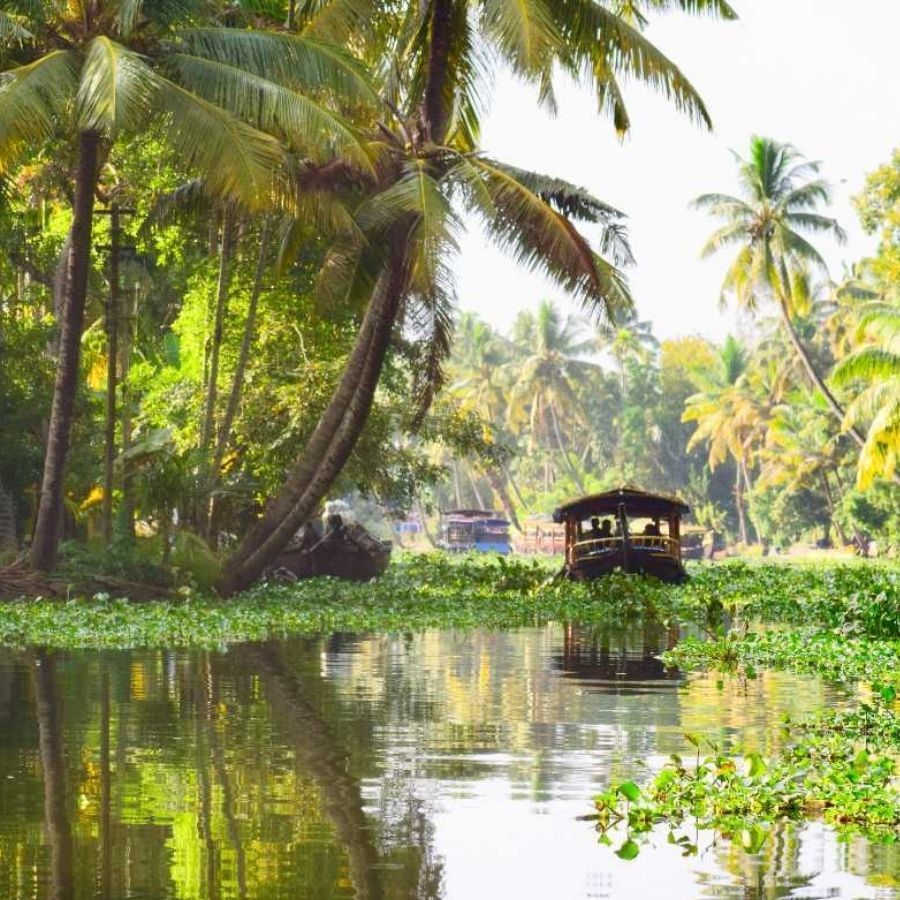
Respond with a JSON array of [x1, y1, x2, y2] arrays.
[[33, 651, 74, 900], [238, 642, 384, 900], [507, 301, 597, 492]]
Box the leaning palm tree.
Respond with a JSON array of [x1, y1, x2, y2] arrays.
[[693, 136, 865, 446], [832, 303, 900, 487], [0, 0, 374, 568], [218, 0, 734, 593]]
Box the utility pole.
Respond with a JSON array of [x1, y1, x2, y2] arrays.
[[97, 204, 135, 544]]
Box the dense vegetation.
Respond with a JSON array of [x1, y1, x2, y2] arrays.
[[0, 2, 896, 591], [0, 553, 895, 650], [440, 143, 900, 553]]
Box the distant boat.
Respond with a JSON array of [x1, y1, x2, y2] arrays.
[[552, 487, 691, 583], [438, 509, 512, 554]]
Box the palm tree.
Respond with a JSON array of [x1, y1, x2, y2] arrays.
[[693, 137, 865, 446], [757, 392, 849, 544], [683, 336, 761, 543], [218, 0, 734, 592], [832, 303, 900, 487], [595, 307, 659, 397], [507, 301, 599, 493], [449, 312, 524, 526], [0, 0, 373, 569]]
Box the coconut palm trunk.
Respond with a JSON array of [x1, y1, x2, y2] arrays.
[[0, 478, 15, 554], [207, 220, 271, 538], [503, 462, 527, 510], [549, 404, 585, 493], [219, 249, 409, 594], [775, 295, 866, 448], [30, 131, 101, 570], [201, 208, 236, 450], [102, 205, 121, 543], [484, 467, 522, 533], [733, 464, 748, 545]]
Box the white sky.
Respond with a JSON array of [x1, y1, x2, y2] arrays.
[[454, 0, 900, 343]]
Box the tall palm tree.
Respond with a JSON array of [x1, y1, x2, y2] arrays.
[[595, 306, 658, 396], [0, 0, 374, 569], [693, 136, 865, 446], [449, 312, 524, 525], [218, 0, 734, 592], [683, 336, 760, 543], [507, 301, 599, 493], [832, 303, 900, 487]]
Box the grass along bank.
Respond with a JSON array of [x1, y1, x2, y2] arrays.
[[0, 554, 895, 650]]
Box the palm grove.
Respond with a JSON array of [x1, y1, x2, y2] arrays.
[[0, 2, 895, 595]]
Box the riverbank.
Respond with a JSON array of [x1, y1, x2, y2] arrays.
[[0, 553, 896, 650]]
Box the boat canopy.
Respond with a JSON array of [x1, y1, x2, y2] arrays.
[[552, 487, 690, 523], [442, 509, 509, 521]]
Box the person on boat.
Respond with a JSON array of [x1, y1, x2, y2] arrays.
[[642, 519, 661, 547], [590, 518, 613, 540]]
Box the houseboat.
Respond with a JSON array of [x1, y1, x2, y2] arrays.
[[438, 509, 512, 554], [552, 487, 690, 583]]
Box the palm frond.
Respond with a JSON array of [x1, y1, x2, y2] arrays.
[[167, 52, 373, 171], [691, 192, 754, 216], [0, 10, 33, 44], [406, 261, 456, 428], [784, 211, 846, 243], [172, 29, 377, 103], [154, 74, 283, 207], [0, 50, 78, 171], [299, 0, 376, 43], [478, 0, 560, 77], [699, 222, 748, 258], [833, 349, 900, 387], [554, 2, 712, 131], [777, 225, 830, 272], [75, 37, 158, 136], [468, 157, 632, 321]]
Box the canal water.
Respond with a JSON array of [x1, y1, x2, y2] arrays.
[[0, 625, 896, 899]]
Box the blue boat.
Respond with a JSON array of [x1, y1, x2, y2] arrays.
[[438, 509, 512, 554]]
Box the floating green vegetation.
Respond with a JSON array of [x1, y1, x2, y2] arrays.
[[0, 554, 897, 650], [663, 630, 900, 686], [592, 699, 900, 859]]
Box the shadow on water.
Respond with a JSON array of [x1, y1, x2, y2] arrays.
[[0, 627, 895, 899]]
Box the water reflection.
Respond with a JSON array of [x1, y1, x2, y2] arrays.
[[0, 626, 895, 900]]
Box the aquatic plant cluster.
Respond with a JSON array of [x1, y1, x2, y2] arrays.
[[587, 560, 900, 855], [0, 555, 896, 649], [593, 696, 900, 859]]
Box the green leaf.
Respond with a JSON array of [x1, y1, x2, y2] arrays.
[[615, 839, 640, 860], [745, 752, 767, 778], [617, 781, 640, 802], [740, 824, 766, 853]]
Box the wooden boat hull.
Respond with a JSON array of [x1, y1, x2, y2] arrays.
[[564, 547, 686, 583], [269, 522, 392, 582]]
